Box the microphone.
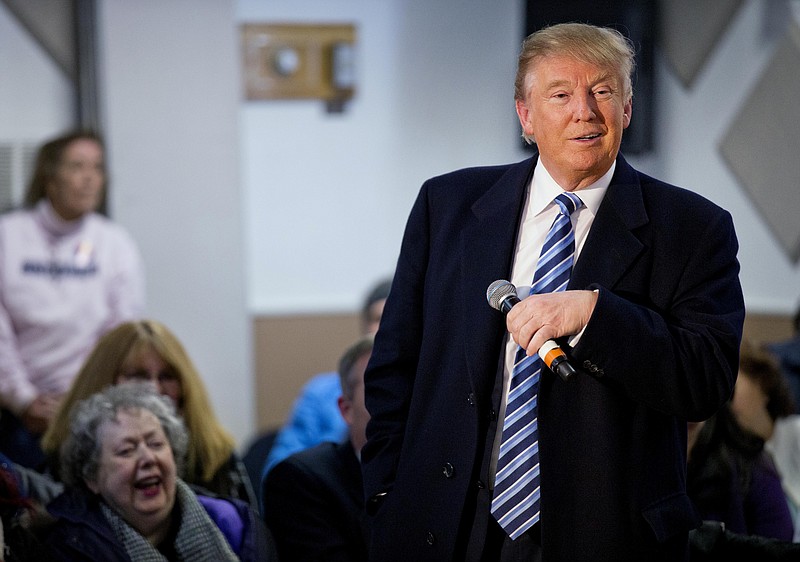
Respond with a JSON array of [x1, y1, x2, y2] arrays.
[[486, 279, 578, 381]]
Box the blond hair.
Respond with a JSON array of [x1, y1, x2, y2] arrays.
[[42, 320, 236, 484], [515, 22, 635, 101]]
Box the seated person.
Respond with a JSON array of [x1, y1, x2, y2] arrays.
[[769, 414, 800, 542], [730, 340, 795, 442], [41, 319, 256, 505], [768, 306, 800, 413], [1, 451, 54, 561], [731, 340, 800, 542], [262, 336, 373, 561], [687, 402, 794, 541], [3, 452, 64, 506], [42, 383, 276, 561], [261, 277, 390, 480]]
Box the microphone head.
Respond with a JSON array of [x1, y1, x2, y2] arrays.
[[486, 280, 517, 311]]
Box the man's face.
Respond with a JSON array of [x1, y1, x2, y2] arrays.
[[339, 352, 372, 453], [515, 55, 631, 191], [363, 299, 386, 336]]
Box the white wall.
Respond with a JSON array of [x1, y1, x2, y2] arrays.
[[240, 0, 800, 317], [0, 4, 73, 141], [238, 0, 527, 314], [651, 0, 800, 312], [99, 0, 253, 445]]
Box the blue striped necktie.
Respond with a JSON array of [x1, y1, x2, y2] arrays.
[[491, 191, 582, 539]]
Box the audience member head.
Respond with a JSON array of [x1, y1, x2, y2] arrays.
[[731, 341, 795, 441], [336, 336, 374, 453], [24, 130, 106, 220], [43, 320, 236, 484], [60, 383, 187, 544], [360, 278, 392, 335], [687, 404, 764, 495]]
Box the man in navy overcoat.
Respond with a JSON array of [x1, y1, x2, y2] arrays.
[[362, 23, 744, 562]]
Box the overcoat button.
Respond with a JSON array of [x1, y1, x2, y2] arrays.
[[583, 359, 592, 369], [426, 531, 436, 545], [467, 392, 476, 405], [442, 462, 455, 478]]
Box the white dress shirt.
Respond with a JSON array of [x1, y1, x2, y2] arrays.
[[489, 160, 614, 487]]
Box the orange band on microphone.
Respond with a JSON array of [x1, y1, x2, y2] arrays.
[[542, 347, 565, 368]]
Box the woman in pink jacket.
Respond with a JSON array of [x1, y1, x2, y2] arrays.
[[0, 130, 145, 469]]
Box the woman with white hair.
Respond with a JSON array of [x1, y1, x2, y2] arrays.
[[42, 383, 275, 561]]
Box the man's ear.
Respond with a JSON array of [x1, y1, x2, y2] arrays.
[[622, 99, 632, 129], [337, 395, 353, 425], [515, 98, 535, 138]]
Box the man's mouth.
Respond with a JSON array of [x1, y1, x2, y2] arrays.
[[574, 133, 601, 141]]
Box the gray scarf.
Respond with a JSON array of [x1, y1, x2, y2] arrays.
[[101, 479, 239, 561]]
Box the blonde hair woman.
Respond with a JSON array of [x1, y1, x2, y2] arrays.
[[42, 320, 255, 505]]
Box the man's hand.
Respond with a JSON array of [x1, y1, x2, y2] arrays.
[[506, 289, 598, 356], [21, 394, 63, 434]]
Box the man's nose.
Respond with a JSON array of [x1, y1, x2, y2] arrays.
[[572, 92, 597, 121]]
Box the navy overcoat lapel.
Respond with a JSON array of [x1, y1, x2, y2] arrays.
[[570, 155, 648, 291], [459, 158, 535, 392]]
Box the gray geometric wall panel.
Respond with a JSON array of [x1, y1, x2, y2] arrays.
[[719, 23, 800, 263], [659, 0, 744, 88]]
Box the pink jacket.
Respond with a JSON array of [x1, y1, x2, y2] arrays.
[[0, 201, 145, 414]]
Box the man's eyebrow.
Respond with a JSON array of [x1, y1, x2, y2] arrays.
[[542, 73, 615, 91], [544, 79, 571, 90]]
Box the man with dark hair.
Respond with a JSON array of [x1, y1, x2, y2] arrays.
[[260, 277, 391, 484], [262, 336, 373, 561]]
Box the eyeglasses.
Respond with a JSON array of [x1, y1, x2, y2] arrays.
[[118, 369, 179, 385]]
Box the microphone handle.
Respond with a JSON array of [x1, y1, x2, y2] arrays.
[[539, 340, 577, 382], [498, 294, 520, 314]]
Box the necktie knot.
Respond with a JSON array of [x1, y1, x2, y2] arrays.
[[554, 192, 582, 217]]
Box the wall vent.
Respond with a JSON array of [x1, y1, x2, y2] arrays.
[[0, 142, 37, 213]]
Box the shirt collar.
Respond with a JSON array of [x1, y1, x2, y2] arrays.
[[530, 160, 615, 217]]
